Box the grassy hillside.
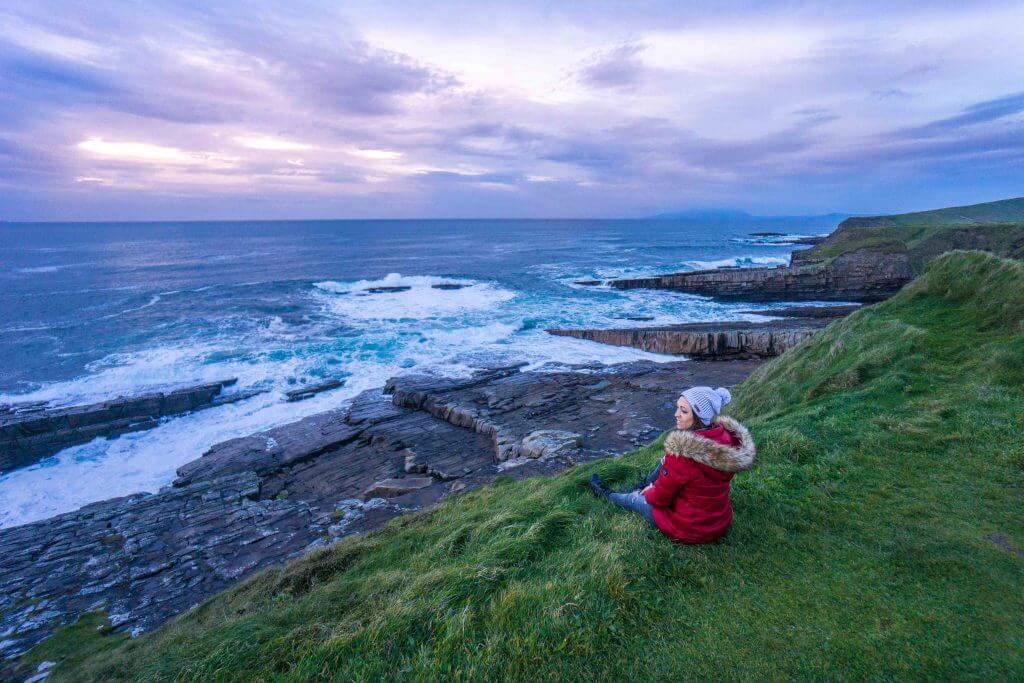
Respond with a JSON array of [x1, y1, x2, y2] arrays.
[[839, 194, 1024, 229], [800, 197, 1024, 270], [26, 251, 1024, 681], [843, 196, 1024, 228]]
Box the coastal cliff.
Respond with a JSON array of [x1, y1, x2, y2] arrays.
[[606, 196, 1024, 302], [610, 247, 913, 302]]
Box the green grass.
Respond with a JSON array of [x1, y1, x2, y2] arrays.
[[16, 612, 129, 677], [844, 196, 1024, 228], [32, 251, 1024, 681]]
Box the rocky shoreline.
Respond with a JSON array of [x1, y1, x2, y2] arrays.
[[547, 305, 859, 359], [0, 358, 760, 660], [547, 318, 829, 359], [0, 380, 260, 475], [607, 247, 913, 302]]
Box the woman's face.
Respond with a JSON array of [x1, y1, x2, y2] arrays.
[[675, 395, 695, 430]]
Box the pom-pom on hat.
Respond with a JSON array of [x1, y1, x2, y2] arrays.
[[680, 386, 732, 425]]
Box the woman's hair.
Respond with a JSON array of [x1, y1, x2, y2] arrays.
[[678, 393, 707, 431]]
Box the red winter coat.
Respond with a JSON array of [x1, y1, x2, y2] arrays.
[[643, 416, 756, 544]]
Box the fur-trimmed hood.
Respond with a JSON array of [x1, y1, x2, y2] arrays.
[[663, 415, 756, 473]]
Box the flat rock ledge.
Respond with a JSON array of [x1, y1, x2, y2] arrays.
[[547, 318, 831, 359], [284, 378, 345, 402], [737, 304, 861, 319], [606, 247, 913, 302], [0, 358, 761, 661], [0, 380, 259, 474]]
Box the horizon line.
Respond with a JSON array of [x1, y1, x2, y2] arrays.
[[0, 213, 855, 226]]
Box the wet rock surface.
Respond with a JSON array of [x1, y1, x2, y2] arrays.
[[365, 286, 411, 293], [363, 477, 434, 499], [284, 378, 345, 402], [0, 380, 258, 475], [0, 358, 760, 660], [606, 248, 913, 302], [737, 304, 861, 319], [547, 318, 831, 359], [790, 235, 826, 245]]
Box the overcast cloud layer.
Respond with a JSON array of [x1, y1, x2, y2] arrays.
[[1, 1, 1023, 220]]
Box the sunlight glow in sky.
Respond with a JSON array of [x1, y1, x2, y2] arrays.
[[1, 1, 1023, 220]]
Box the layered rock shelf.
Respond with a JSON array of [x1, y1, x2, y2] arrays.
[[607, 248, 913, 302], [547, 318, 829, 359], [0, 359, 761, 660], [0, 380, 259, 474]]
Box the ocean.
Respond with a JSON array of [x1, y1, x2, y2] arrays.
[[0, 219, 829, 528]]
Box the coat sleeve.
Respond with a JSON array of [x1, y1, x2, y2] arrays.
[[643, 458, 688, 508]]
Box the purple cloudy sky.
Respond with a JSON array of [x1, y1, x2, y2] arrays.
[[2, 1, 1023, 220]]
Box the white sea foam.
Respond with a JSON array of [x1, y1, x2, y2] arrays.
[[730, 232, 829, 246], [313, 273, 471, 294], [502, 329, 679, 371], [420, 320, 520, 347], [15, 265, 65, 274], [684, 255, 789, 270], [0, 345, 229, 407], [313, 274, 515, 321], [99, 293, 169, 319], [550, 255, 788, 290]]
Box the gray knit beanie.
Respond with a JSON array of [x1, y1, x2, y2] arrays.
[[680, 386, 732, 425]]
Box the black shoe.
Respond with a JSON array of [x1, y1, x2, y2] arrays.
[[589, 474, 610, 498]]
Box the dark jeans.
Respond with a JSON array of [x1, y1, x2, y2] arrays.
[[606, 458, 663, 528]]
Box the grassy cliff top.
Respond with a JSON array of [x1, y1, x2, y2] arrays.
[[27, 251, 1024, 681], [799, 197, 1024, 270], [842, 196, 1024, 228]]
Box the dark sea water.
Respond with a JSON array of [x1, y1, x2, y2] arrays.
[[0, 219, 829, 527]]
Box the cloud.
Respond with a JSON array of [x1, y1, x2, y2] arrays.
[[235, 136, 314, 151], [76, 138, 239, 169], [906, 91, 1024, 136], [577, 42, 647, 90], [1, 52, 117, 94], [2, 1, 1024, 218], [872, 88, 914, 99], [348, 148, 402, 160], [296, 42, 459, 116]]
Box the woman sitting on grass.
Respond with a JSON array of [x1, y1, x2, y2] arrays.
[[589, 386, 756, 544]]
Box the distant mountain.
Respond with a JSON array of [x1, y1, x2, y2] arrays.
[[842, 196, 1024, 228], [649, 209, 848, 229]]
